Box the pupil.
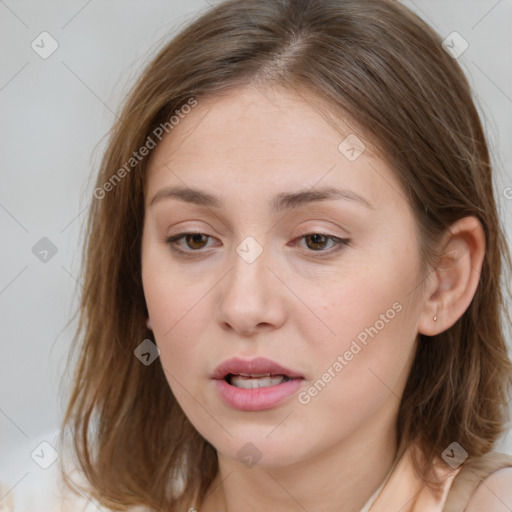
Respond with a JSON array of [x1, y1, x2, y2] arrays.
[[307, 234, 327, 250], [187, 233, 206, 249]]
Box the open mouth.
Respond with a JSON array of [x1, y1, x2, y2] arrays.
[[213, 360, 305, 410], [225, 373, 293, 389]]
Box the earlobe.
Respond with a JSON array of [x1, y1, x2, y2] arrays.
[[418, 216, 486, 337], [146, 317, 153, 330]]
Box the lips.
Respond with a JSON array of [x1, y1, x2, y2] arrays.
[[211, 356, 304, 381], [211, 356, 305, 411]]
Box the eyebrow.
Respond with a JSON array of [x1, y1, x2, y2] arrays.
[[149, 185, 374, 211]]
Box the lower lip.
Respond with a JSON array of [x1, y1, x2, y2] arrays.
[[214, 377, 304, 411]]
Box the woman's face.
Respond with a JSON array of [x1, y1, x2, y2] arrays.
[[141, 85, 427, 468]]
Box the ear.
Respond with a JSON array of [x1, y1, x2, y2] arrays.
[[418, 216, 486, 336]]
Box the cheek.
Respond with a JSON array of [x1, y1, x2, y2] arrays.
[[143, 272, 210, 414], [142, 248, 200, 373], [304, 259, 416, 343], [142, 274, 223, 404], [296, 290, 417, 440], [142, 238, 207, 335], [143, 273, 207, 362], [300, 243, 421, 387]]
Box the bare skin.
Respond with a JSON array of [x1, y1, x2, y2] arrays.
[[140, 84, 485, 512]]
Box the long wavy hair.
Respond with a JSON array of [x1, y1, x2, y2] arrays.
[[58, 0, 512, 509]]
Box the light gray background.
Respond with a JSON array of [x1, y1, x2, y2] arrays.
[[1, 1, 511, 510]]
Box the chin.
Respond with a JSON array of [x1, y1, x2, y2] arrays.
[[212, 435, 306, 469]]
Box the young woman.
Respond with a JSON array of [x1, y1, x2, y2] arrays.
[[59, 0, 512, 510]]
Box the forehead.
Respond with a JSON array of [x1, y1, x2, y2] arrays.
[[144, 84, 404, 213], [148, 84, 367, 168]]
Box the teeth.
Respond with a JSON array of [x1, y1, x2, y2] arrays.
[[229, 374, 290, 389], [237, 372, 271, 377]]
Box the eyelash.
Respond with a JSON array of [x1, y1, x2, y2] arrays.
[[165, 231, 351, 258]]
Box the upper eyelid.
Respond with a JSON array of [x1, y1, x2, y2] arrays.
[[156, 210, 354, 236]]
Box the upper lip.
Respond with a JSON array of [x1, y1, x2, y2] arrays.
[[211, 357, 304, 380]]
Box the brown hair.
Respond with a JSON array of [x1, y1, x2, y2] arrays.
[[59, 0, 512, 509]]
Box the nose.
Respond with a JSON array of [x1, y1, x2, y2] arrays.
[[215, 244, 287, 336]]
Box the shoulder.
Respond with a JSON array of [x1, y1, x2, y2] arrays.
[[465, 466, 512, 511]]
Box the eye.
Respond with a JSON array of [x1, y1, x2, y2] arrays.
[[165, 231, 350, 257], [165, 232, 215, 254], [291, 232, 351, 255]]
